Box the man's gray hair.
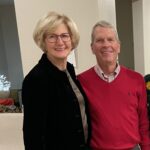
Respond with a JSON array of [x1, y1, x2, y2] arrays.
[[91, 20, 120, 43]]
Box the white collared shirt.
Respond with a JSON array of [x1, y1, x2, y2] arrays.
[[94, 64, 120, 83]]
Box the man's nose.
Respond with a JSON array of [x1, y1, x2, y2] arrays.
[[103, 40, 110, 46]]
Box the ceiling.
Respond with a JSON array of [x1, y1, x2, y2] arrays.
[[0, 0, 13, 5]]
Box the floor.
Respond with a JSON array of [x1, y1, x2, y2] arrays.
[[0, 113, 24, 150]]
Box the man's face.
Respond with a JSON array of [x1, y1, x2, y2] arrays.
[[91, 26, 120, 66]]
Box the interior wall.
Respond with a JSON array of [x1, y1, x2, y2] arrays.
[[14, 0, 100, 76], [132, 0, 145, 74], [0, 19, 8, 76], [98, 0, 116, 27], [132, 0, 150, 75], [0, 4, 23, 89], [115, 0, 134, 70], [14, 0, 119, 77], [143, 0, 150, 75]]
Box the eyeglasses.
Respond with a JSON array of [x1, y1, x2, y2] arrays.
[[46, 33, 71, 43]]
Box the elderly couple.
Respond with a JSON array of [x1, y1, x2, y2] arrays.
[[22, 11, 150, 150]]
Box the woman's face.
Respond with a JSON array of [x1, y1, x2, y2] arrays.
[[44, 23, 72, 62]]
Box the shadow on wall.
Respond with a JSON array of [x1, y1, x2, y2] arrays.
[[0, 1, 24, 91]]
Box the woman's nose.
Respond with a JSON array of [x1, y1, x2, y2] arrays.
[[56, 36, 64, 44]]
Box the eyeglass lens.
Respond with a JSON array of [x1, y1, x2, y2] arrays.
[[47, 33, 70, 43]]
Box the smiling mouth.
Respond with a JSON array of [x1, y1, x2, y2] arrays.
[[102, 51, 113, 54], [55, 48, 65, 51]]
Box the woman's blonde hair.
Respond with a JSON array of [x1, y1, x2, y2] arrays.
[[33, 11, 80, 52]]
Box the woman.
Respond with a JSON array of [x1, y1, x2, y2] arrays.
[[22, 11, 90, 150]]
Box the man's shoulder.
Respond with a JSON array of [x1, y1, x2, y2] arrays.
[[121, 66, 144, 80], [77, 67, 96, 87], [78, 67, 94, 78]]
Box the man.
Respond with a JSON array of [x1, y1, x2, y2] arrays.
[[78, 20, 150, 150]]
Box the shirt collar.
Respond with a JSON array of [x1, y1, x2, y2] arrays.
[[94, 63, 120, 82]]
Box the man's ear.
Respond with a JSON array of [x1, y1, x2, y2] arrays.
[[91, 43, 95, 54], [117, 43, 121, 54]]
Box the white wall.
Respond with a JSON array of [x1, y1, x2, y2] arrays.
[[0, 113, 23, 150], [14, 0, 117, 76], [143, 0, 150, 75], [132, 0, 145, 75], [132, 0, 150, 75], [98, 0, 116, 27], [14, 0, 100, 76]]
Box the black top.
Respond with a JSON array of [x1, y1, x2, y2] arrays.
[[22, 54, 91, 150]]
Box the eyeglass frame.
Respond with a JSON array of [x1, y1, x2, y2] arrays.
[[45, 33, 71, 43]]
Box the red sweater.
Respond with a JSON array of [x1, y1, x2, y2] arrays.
[[78, 66, 150, 150]]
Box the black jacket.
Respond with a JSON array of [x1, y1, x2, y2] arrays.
[[22, 54, 91, 150]]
